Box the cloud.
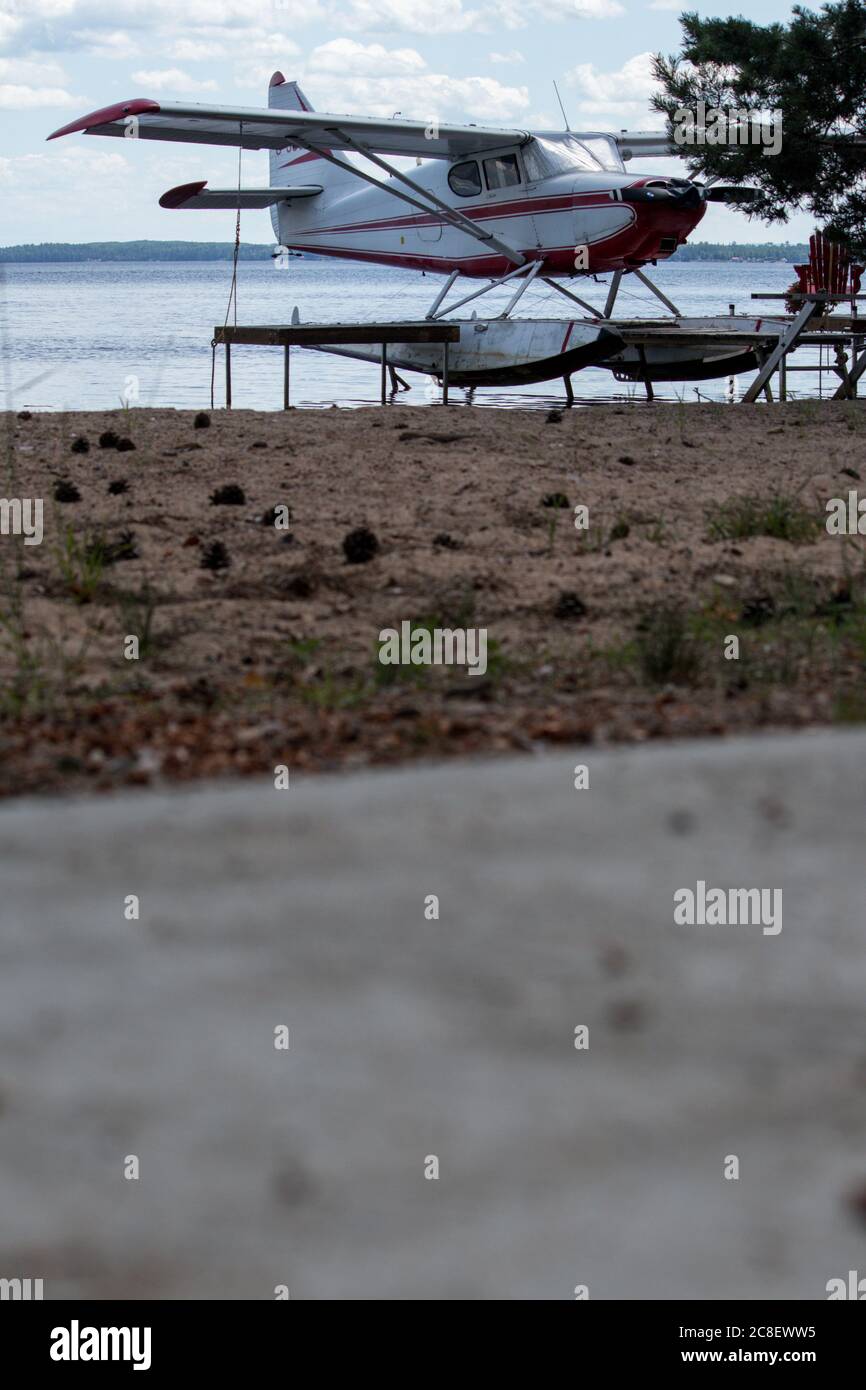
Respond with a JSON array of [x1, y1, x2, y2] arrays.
[[481, 0, 622, 26], [168, 38, 229, 62], [298, 39, 528, 121], [563, 0, 624, 14], [335, 0, 483, 33], [0, 145, 130, 204], [336, 0, 622, 33], [0, 83, 77, 108], [0, 142, 230, 243], [309, 39, 426, 77], [71, 28, 141, 58], [171, 31, 301, 62], [0, 58, 76, 106], [527, 108, 558, 128], [0, 0, 626, 59], [565, 51, 664, 127], [489, 49, 524, 63], [168, 39, 226, 61], [0, 56, 69, 84], [130, 68, 219, 92], [303, 70, 530, 121], [0, 2, 321, 56], [0, 10, 24, 49]]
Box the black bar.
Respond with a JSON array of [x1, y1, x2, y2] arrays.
[[2, 1300, 861, 1373]]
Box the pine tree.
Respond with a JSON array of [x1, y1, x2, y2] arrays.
[[652, 1, 866, 249]]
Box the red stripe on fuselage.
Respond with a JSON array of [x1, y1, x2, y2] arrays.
[[301, 190, 621, 237]]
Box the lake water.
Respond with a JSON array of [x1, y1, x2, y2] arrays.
[[0, 257, 833, 412]]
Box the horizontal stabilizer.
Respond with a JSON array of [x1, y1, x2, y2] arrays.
[[159, 180, 322, 209]]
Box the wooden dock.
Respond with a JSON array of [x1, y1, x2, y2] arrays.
[[213, 297, 866, 407], [213, 322, 460, 407], [602, 300, 866, 401]]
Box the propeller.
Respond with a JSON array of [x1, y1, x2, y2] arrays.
[[617, 180, 759, 207], [700, 185, 761, 203]]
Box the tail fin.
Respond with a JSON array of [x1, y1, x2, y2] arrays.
[[268, 72, 353, 239], [268, 73, 314, 119], [268, 72, 349, 186]]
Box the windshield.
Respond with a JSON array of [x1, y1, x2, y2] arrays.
[[522, 133, 625, 179]]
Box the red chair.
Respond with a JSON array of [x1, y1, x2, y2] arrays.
[[793, 231, 862, 297]]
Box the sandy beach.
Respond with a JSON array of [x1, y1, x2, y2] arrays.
[[2, 400, 865, 797]]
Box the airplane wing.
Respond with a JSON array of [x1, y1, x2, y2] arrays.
[[617, 123, 786, 158], [615, 132, 678, 159], [48, 99, 530, 160], [159, 181, 322, 209]]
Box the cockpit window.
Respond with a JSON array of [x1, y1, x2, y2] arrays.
[[483, 153, 522, 190], [580, 136, 625, 172], [522, 134, 625, 178], [448, 161, 482, 197]]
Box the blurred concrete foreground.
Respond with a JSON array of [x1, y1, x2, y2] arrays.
[[2, 730, 866, 1301]]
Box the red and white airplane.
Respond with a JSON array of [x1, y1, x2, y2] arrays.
[[48, 74, 756, 385], [48, 73, 752, 282]]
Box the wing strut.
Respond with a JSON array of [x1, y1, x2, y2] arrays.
[[289, 133, 525, 267], [334, 130, 525, 266]]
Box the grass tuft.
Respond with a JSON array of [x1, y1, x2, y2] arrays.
[[705, 493, 821, 543]]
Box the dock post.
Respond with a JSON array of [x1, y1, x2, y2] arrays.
[[283, 345, 290, 409], [225, 341, 232, 410], [380, 343, 387, 405], [742, 299, 819, 403], [637, 346, 654, 402], [832, 341, 866, 399], [442, 342, 450, 405]]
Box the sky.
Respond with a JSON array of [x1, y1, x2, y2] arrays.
[[0, 0, 816, 245]]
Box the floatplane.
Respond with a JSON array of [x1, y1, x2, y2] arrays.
[[49, 75, 766, 389]]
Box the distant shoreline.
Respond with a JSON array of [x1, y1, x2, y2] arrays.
[[0, 242, 289, 264], [0, 240, 808, 265]]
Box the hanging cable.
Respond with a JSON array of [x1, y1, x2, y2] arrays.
[[222, 122, 243, 332]]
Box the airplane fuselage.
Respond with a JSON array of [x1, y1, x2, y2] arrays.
[[273, 152, 704, 279]]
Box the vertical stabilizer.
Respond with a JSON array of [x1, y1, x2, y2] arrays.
[[267, 72, 352, 238]]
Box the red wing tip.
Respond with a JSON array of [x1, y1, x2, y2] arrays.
[[269, 71, 286, 88], [159, 180, 208, 209], [47, 98, 161, 140]]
